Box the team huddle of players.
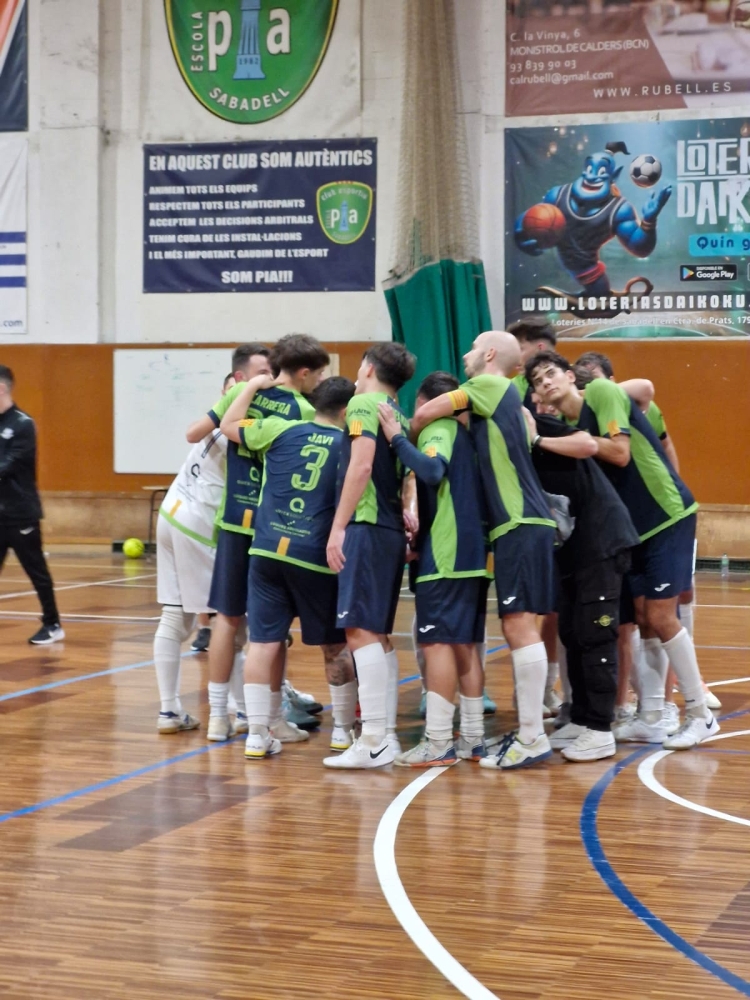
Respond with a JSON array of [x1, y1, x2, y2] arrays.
[[152, 323, 719, 771]]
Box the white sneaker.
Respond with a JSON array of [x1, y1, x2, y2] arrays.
[[386, 732, 402, 755], [330, 726, 353, 751], [323, 736, 395, 769], [244, 728, 282, 760], [612, 714, 674, 744], [207, 715, 232, 742], [663, 713, 720, 750], [232, 712, 249, 735], [704, 686, 722, 710], [561, 728, 616, 762], [613, 703, 636, 725], [454, 735, 488, 760], [394, 739, 458, 768], [158, 711, 200, 734], [549, 722, 587, 749], [543, 687, 563, 718], [663, 701, 680, 730], [271, 718, 310, 743], [479, 732, 552, 770]]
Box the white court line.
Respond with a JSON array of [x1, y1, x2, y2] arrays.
[[0, 573, 156, 601], [0, 610, 159, 623], [374, 770, 500, 1000], [637, 729, 750, 829], [707, 675, 750, 688], [694, 604, 750, 610]]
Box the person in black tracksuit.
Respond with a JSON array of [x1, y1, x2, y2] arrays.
[[0, 365, 64, 645], [528, 411, 639, 761]]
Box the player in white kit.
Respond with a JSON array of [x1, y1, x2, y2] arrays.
[[154, 378, 233, 733]]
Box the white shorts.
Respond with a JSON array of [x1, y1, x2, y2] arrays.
[[156, 513, 216, 614]]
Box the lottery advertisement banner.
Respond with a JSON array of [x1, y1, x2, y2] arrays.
[[505, 119, 750, 338], [506, 0, 750, 116]]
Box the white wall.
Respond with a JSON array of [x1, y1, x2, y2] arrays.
[[8, 0, 506, 347]]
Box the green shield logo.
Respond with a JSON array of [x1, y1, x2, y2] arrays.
[[317, 182, 373, 245], [164, 1, 338, 125]]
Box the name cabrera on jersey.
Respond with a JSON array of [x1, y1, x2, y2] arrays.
[[159, 430, 227, 546], [208, 383, 315, 534], [337, 392, 410, 532], [449, 375, 555, 541], [239, 417, 343, 573], [414, 419, 487, 583], [573, 378, 697, 541]]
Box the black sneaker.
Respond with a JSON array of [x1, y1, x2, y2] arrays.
[[190, 626, 211, 652], [29, 624, 66, 645]]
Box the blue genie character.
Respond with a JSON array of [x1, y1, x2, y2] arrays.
[[515, 141, 672, 298]]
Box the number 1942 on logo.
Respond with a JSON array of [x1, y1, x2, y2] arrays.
[[165, 1, 338, 124]]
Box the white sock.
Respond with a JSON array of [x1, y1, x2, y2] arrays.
[[354, 642, 388, 742], [154, 606, 193, 714], [546, 660, 559, 692], [385, 648, 399, 734], [679, 602, 694, 639], [459, 694, 484, 741], [557, 640, 571, 702], [663, 628, 706, 718], [512, 642, 547, 743], [270, 688, 283, 727], [412, 615, 426, 678], [630, 628, 642, 700], [229, 650, 246, 715], [208, 681, 229, 719], [330, 679, 358, 730], [425, 691, 455, 744], [243, 682, 271, 729], [638, 637, 667, 721]]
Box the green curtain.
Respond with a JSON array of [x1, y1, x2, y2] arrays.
[[385, 258, 492, 415]]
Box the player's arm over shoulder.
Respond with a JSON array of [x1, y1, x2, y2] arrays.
[[584, 379, 631, 466]]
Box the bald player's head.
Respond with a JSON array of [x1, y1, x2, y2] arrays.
[[463, 330, 522, 379]]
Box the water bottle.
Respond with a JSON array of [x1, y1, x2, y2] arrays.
[[720, 553, 729, 579]]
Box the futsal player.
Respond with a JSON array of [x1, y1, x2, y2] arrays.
[[153, 374, 231, 733], [377, 371, 489, 767], [0, 365, 64, 645], [528, 351, 718, 749], [411, 331, 557, 771], [189, 335, 329, 741], [220, 377, 357, 759], [522, 363, 640, 761], [325, 343, 416, 769]]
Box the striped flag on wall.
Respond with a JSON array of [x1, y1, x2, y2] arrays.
[[0, 0, 27, 132], [0, 136, 26, 333]]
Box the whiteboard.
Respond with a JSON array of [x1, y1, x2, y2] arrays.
[[114, 349, 234, 474], [113, 348, 340, 474]]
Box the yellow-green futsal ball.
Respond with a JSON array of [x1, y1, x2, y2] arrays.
[[123, 538, 145, 559]]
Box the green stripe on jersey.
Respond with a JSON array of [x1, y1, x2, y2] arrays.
[[159, 507, 217, 548]]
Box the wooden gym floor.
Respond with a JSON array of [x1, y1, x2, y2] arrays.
[[0, 546, 748, 1000]]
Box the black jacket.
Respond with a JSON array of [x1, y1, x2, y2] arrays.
[[0, 405, 43, 525]]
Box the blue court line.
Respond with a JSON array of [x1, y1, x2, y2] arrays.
[[0, 672, 424, 826], [582, 706, 750, 997], [0, 651, 197, 703], [486, 643, 508, 656]]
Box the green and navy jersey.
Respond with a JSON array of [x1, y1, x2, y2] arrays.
[[449, 375, 556, 542], [646, 401, 667, 440], [337, 392, 410, 532], [208, 383, 315, 535], [413, 419, 487, 583], [511, 372, 536, 413], [572, 378, 697, 541], [238, 416, 342, 573]]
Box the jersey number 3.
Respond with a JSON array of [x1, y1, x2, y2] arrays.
[[291, 445, 329, 492]]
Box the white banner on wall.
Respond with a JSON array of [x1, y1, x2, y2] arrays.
[[0, 136, 27, 335]]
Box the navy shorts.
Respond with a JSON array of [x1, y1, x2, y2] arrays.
[[208, 528, 251, 618], [336, 524, 405, 635], [492, 523, 557, 616], [628, 513, 696, 602], [247, 555, 345, 646], [415, 576, 488, 644]]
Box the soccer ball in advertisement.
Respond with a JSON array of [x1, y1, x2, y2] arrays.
[[630, 154, 663, 188]]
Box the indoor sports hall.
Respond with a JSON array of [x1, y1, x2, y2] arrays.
[[1, 2, 749, 999]]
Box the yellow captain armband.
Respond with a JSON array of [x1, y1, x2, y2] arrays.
[[607, 419, 621, 438], [424, 445, 438, 458], [238, 418, 255, 427], [349, 419, 363, 436], [448, 389, 469, 411]]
